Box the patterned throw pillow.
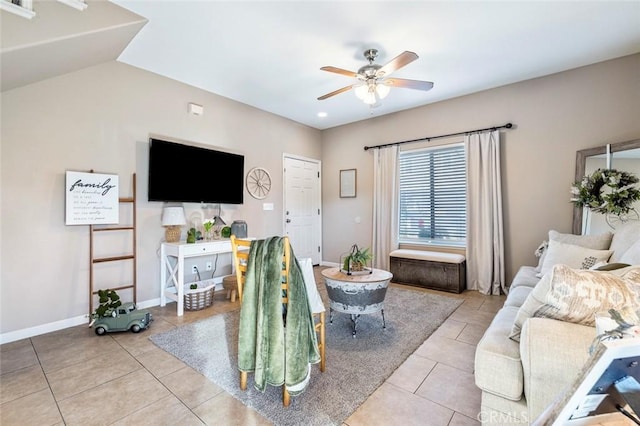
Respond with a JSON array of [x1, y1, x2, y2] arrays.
[[534, 230, 613, 273], [533, 265, 640, 327], [538, 240, 613, 277]]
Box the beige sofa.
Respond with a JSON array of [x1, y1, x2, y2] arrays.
[[474, 222, 640, 425]]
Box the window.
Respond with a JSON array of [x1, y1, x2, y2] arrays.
[[398, 143, 466, 247]]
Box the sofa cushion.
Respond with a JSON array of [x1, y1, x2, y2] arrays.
[[538, 240, 612, 277], [475, 306, 524, 401], [504, 285, 532, 309], [509, 271, 553, 342], [510, 266, 540, 290], [610, 221, 640, 262], [534, 265, 640, 326]]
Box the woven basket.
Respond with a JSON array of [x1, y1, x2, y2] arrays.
[[184, 283, 215, 311]]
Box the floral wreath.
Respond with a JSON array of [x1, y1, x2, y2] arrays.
[[570, 168, 640, 215]]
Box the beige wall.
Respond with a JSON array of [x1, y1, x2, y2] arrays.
[[321, 54, 640, 282], [0, 61, 321, 338], [2, 52, 639, 341]]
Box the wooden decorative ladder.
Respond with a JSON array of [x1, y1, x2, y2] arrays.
[[89, 173, 137, 318]]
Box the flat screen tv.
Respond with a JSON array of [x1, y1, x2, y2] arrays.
[[148, 138, 244, 204]]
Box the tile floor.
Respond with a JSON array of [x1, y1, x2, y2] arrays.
[[0, 267, 505, 425]]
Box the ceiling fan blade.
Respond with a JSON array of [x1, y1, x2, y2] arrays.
[[384, 78, 434, 91], [376, 51, 419, 77], [317, 85, 354, 100], [320, 66, 358, 78]]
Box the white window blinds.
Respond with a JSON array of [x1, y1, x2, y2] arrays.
[[398, 143, 466, 246]]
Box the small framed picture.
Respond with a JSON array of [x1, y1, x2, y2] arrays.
[[340, 169, 357, 198]]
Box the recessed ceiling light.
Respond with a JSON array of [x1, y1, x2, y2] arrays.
[[317, 112, 327, 118]]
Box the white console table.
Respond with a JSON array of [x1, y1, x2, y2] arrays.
[[160, 239, 232, 316]]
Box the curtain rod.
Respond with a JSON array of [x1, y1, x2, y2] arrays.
[[363, 122, 514, 151]]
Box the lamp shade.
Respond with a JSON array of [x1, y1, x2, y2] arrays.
[[354, 84, 368, 100], [162, 206, 186, 226], [355, 81, 390, 105], [376, 83, 390, 99]]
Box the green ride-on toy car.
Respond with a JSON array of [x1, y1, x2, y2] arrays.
[[92, 302, 152, 335]]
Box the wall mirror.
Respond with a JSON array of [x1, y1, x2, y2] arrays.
[[573, 138, 640, 235]]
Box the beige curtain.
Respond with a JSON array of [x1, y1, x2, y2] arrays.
[[372, 145, 399, 271], [466, 130, 506, 295]]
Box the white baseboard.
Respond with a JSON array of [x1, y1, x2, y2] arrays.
[[0, 297, 162, 345], [136, 298, 161, 310], [2, 274, 295, 344], [0, 314, 90, 345], [320, 261, 339, 267]]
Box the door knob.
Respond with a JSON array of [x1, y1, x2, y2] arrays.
[[286, 219, 291, 223]]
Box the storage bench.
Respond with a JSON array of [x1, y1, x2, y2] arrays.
[[389, 249, 466, 293]]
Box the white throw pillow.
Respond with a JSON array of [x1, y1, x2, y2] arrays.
[[620, 239, 640, 266], [538, 240, 613, 277], [534, 230, 613, 273], [610, 222, 640, 262], [548, 229, 613, 250]]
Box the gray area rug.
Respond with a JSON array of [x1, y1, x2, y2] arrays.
[[150, 286, 463, 426]]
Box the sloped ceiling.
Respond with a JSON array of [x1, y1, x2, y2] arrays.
[[0, 0, 146, 92], [2, 1, 640, 130]]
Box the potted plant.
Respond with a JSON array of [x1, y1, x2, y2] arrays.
[[90, 289, 152, 335], [186, 227, 201, 243], [342, 244, 373, 273], [92, 289, 122, 318], [89, 289, 121, 327]]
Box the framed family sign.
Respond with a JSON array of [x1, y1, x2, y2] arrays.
[[65, 171, 119, 225], [340, 169, 357, 198]]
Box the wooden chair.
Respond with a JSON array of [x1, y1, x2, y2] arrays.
[[230, 235, 251, 303], [230, 235, 326, 406]]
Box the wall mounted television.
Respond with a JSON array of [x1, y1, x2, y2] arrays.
[[148, 138, 244, 204]]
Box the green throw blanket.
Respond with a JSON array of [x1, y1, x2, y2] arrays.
[[238, 237, 320, 395]]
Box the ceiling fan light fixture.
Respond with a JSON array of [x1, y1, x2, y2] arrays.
[[355, 81, 389, 104], [365, 82, 377, 105], [363, 92, 377, 105], [354, 84, 368, 100], [376, 83, 391, 99], [319, 49, 432, 106]]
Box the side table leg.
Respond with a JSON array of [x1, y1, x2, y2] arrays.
[[350, 314, 360, 338], [329, 307, 334, 324], [381, 308, 386, 329]]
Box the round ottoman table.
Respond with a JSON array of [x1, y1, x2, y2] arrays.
[[321, 267, 393, 338]]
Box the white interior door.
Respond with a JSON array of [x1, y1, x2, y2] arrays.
[[283, 156, 321, 264]]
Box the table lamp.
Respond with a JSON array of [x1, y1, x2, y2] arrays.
[[162, 206, 186, 242]]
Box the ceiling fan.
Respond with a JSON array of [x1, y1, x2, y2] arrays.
[[317, 48, 434, 105]]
